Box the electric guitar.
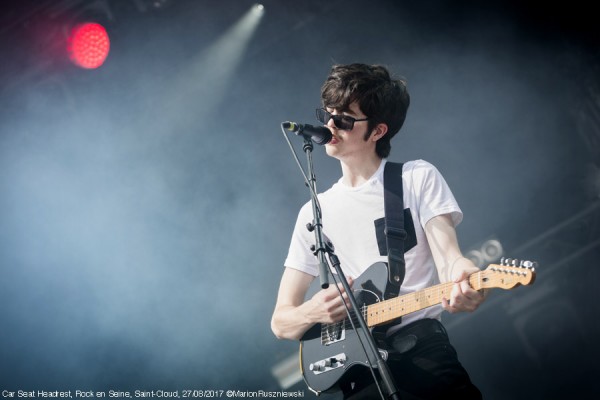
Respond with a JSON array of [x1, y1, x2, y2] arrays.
[[299, 258, 536, 395]]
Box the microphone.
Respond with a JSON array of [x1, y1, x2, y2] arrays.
[[282, 121, 332, 145]]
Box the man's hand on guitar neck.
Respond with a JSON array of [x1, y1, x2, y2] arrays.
[[441, 265, 486, 314], [424, 214, 487, 314]]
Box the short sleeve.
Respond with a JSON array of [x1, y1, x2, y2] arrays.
[[410, 160, 463, 227]]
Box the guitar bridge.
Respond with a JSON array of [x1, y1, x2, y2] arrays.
[[309, 353, 347, 375]]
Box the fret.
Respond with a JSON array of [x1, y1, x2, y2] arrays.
[[366, 278, 474, 327], [337, 262, 534, 328]]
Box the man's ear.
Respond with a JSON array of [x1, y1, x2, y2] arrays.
[[370, 123, 388, 142]]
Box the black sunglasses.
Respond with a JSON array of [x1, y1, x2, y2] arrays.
[[316, 108, 369, 131]]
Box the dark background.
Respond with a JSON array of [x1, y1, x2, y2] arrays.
[[1, 0, 599, 398]]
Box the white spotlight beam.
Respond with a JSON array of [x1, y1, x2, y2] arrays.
[[163, 5, 265, 131]]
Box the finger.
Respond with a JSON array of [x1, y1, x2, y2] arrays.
[[332, 299, 353, 321], [338, 291, 352, 308], [455, 293, 481, 312], [458, 279, 486, 304], [451, 281, 464, 302], [339, 277, 354, 291], [441, 297, 456, 313], [460, 283, 485, 303], [333, 290, 349, 305], [327, 290, 351, 310], [441, 297, 449, 310], [331, 278, 351, 294], [450, 283, 471, 309], [324, 283, 347, 300], [453, 270, 470, 283], [459, 279, 471, 293]]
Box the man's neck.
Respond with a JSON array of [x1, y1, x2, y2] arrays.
[[340, 155, 383, 187]]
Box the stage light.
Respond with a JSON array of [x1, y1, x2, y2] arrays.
[[465, 238, 504, 268], [465, 249, 485, 268], [67, 22, 110, 69], [481, 239, 504, 261]]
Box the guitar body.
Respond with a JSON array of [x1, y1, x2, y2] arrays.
[[298, 258, 537, 394], [299, 262, 395, 395]]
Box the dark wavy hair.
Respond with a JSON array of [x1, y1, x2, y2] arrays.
[[320, 63, 410, 158]]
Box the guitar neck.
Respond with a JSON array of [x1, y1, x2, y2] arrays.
[[366, 272, 483, 327]]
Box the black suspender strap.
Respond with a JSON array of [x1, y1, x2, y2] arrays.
[[383, 161, 407, 290]]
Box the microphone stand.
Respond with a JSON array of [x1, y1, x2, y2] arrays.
[[302, 136, 330, 289], [300, 136, 401, 400]]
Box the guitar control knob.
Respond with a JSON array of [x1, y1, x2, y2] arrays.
[[309, 360, 328, 372]]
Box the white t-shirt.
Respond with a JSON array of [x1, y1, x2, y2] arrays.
[[284, 159, 462, 331]]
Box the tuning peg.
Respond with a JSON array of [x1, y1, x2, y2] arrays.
[[511, 259, 520, 266], [520, 260, 537, 270]]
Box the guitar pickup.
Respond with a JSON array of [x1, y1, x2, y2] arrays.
[[309, 353, 347, 375], [321, 322, 345, 345]]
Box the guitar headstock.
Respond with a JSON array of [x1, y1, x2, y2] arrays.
[[480, 258, 537, 290]]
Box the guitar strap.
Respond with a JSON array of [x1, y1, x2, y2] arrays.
[[382, 161, 407, 299]]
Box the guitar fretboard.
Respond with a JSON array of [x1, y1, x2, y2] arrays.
[[366, 272, 483, 327]]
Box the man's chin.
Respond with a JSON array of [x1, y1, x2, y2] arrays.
[[324, 145, 342, 159]]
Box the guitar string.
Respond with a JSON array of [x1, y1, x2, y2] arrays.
[[321, 282, 455, 339], [320, 269, 532, 339], [366, 270, 516, 325], [320, 271, 500, 338]]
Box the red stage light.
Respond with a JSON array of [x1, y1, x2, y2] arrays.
[[67, 22, 110, 69]]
